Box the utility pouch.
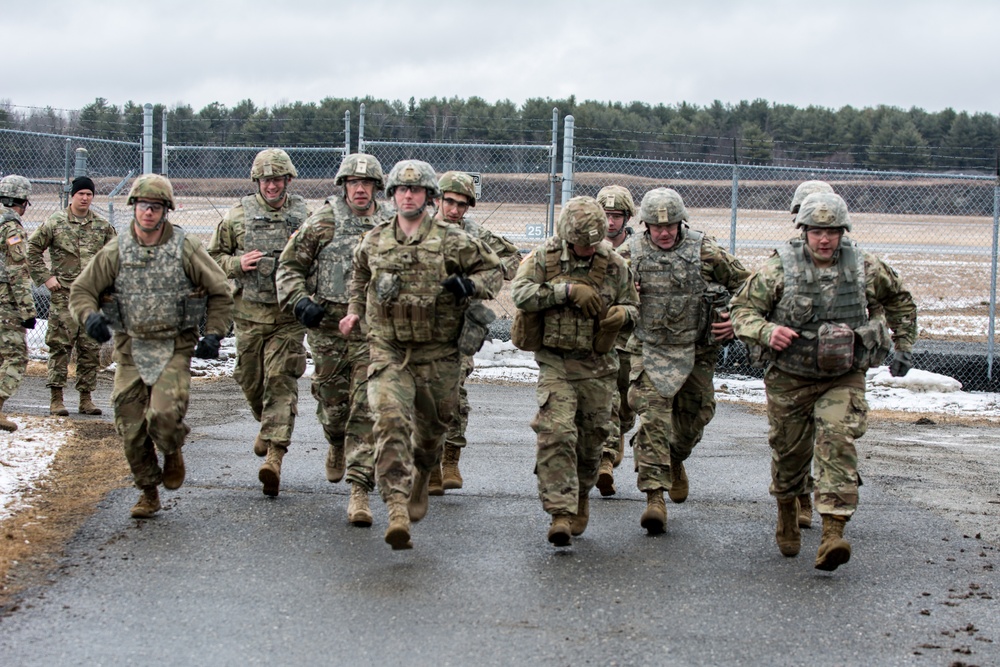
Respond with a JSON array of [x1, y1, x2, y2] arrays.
[[511, 309, 544, 352], [816, 322, 855, 374], [458, 302, 496, 356]]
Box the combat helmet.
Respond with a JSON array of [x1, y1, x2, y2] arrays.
[[438, 171, 477, 207], [0, 175, 31, 204], [596, 185, 635, 218], [127, 174, 175, 210], [795, 192, 851, 232], [335, 153, 385, 190], [639, 188, 688, 226], [386, 160, 440, 198], [790, 180, 834, 214], [557, 196, 608, 247], [251, 148, 298, 181]]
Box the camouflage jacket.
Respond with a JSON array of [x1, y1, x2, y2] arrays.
[[607, 228, 636, 351], [729, 240, 918, 371], [208, 192, 311, 324], [439, 213, 522, 281], [276, 197, 389, 333], [27, 207, 116, 286], [511, 238, 639, 380], [349, 211, 503, 363], [0, 207, 37, 321]]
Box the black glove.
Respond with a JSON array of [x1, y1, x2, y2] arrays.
[[889, 350, 913, 377], [85, 312, 112, 343], [20, 317, 36, 329], [194, 334, 222, 360], [441, 275, 476, 299], [294, 298, 325, 328]]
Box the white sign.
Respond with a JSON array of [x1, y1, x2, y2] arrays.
[[525, 223, 545, 239], [467, 172, 482, 201]]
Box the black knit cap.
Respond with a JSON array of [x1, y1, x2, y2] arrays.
[[71, 176, 96, 196]]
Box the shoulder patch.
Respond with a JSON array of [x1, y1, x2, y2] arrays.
[[7, 234, 22, 245]]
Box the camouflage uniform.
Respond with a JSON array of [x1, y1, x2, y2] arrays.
[[0, 205, 36, 405], [27, 206, 115, 393], [69, 220, 232, 490], [511, 197, 638, 537], [277, 196, 389, 490], [208, 192, 310, 454]]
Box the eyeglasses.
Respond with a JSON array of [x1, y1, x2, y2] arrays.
[[442, 196, 470, 210], [135, 201, 165, 213], [805, 228, 844, 239], [260, 176, 287, 185], [395, 185, 424, 194], [345, 178, 373, 188]]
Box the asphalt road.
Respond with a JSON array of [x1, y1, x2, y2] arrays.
[[0, 376, 997, 666]]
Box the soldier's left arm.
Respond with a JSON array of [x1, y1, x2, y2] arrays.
[[206, 208, 244, 278], [26, 218, 55, 286], [702, 237, 751, 293], [452, 232, 503, 300], [477, 227, 522, 281], [3, 223, 36, 321], [276, 221, 319, 312], [865, 252, 918, 352], [184, 238, 235, 337], [610, 254, 639, 324]]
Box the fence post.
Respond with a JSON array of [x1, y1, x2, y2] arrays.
[[548, 108, 559, 236], [344, 110, 351, 154], [989, 181, 999, 380], [729, 138, 739, 255], [62, 138, 72, 209], [358, 103, 366, 153], [73, 147, 88, 178], [561, 114, 575, 206], [161, 113, 168, 174], [142, 104, 153, 174]]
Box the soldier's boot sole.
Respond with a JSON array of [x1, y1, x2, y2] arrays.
[[408, 469, 431, 522], [547, 515, 572, 547], [668, 458, 688, 503], [815, 515, 851, 571], [776, 498, 801, 557], [428, 465, 445, 496], [596, 457, 616, 497], [384, 523, 413, 550], [640, 491, 667, 535], [259, 457, 282, 498], [162, 451, 186, 490]]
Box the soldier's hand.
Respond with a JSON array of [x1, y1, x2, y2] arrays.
[[85, 312, 112, 343], [20, 317, 36, 329], [44, 276, 62, 291], [339, 314, 359, 337], [294, 298, 325, 328], [568, 284, 602, 318], [889, 350, 914, 377], [768, 325, 798, 351], [711, 311, 735, 342], [194, 334, 222, 360], [240, 250, 264, 272], [441, 274, 476, 299], [599, 305, 627, 333]]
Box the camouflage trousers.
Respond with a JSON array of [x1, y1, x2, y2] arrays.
[[308, 327, 375, 490], [603, 349, 636, 460], [367, 342, 461, 502], [233, 318, 306, 448], [764, 367, 868, 519], [628, 347, 717, 492], [45, 288, 101, 391], [0, 304, 28, 401], [112, 336, 194, 489], [444, 353, 475, 449], [531, 363, 615, 515]]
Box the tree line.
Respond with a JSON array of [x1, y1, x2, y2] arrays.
[[2, 95, 998, 173]]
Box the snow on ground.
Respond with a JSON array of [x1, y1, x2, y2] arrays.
[[0, 416, 70, 521]]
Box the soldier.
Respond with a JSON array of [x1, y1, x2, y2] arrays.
[[0, 176, 38, 431], [625, 188, 749, 534], [729, 192, 917, 571], [28, 175, 116, 416], [69, 174, 232, 518], [430, 170, 521, 495], [511, 196, 639, 547], [208, 149, 310, 497], [276, 153, 389, 526], [594, 184, 637, 497], [339, 159, 502, 550]]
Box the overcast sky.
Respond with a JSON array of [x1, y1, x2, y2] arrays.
[[7, 0, 999, 116]]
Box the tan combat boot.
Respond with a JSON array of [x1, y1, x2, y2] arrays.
[[253, 434, 268, 457], [130, 486, 161, 518], [428, 465, 445, 496], [259, 444, 286, 497], [571, 490, 590, 536], [815, 515, 852, 571], [347, 483, 373, 527], [640, 489, 667, 535], [442, 445, 463, 490], [668, 457, 689, 503], [384, 494, 412, 550], [596, 454, 616, 497], [0, 398, 17, 432], [798, 493, 813, 528], [325, 443, 345, 483], [547, 514, 573, 547], [776, 497, 801, 557], [613, 434, 625, 468], [162, 449, 186, 490], [408, 468, 431, 522], [78, 391, 102, 415], [49, 387, 69, 416]]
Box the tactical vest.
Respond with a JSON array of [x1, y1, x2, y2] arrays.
[[770, 237, 869, 377], [103, 228, 205, 340], [629, 229, 706, 346], [540, 238, 610, 353], [240, 194, 308, 304], [366, 219, 465, 344], [314, 198, 378, 304]]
